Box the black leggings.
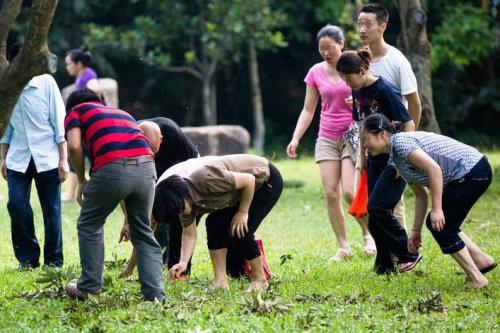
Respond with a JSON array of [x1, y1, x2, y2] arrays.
[[427, 157, 492, 254], [205, 163, 283, 263]]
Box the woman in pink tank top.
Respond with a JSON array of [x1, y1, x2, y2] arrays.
[[286, 25, 376, 262]]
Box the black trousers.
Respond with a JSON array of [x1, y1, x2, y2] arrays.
[[427, 157, 492, 254], [367, 156, 419, 274], [205, 163, 283, 277]]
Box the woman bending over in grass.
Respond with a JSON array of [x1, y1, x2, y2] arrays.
[[287, 25, 376, 262], [361, 113, 496, 287], [152, 154, 283, 292]]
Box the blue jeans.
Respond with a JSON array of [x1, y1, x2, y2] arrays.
[[367, 156, 418, 274], [7, 159, 63, 267], [427, 157, 492, 254]]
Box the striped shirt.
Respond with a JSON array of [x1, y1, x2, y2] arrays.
[[64, 102, 153, 172]]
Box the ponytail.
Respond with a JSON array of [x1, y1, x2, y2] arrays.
[[336, 48, 371, 74]]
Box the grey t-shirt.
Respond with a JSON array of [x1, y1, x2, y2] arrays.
[[388, 132, 483, 186]]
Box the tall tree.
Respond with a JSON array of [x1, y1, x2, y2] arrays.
[[0, 0, 59, 135], [394, 0, 440, 132]]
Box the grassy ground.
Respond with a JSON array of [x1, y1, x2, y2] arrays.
[[0, 153, 498, 332]]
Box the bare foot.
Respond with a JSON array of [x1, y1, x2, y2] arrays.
[[465, 276, 488, 288], [246, 279, 269, 292], [363, 235, 377, 256], [207, 280, 229, 292]]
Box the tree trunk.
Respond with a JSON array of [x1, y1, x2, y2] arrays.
[[247, 40, 265, 154], [210, 80, 217, 125], [202, 77, 214, 125], [0, 0, 59, 136], [394, 0, 440, 133]]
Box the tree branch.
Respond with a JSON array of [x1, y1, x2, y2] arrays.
[[165, 66, 203, 80]]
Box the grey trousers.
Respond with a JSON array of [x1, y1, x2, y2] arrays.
[[76, 160, 164, 301]]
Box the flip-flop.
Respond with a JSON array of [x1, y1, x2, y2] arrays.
[[399, 254, 423, 273], [480, 262, 497, 275]]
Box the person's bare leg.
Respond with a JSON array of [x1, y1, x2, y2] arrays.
[[62, 172, 78, 201], [319, 161, 351, 261], [450, 247, 488, 288], [208, 248, 229, 290], [341, 158, 375, 255], [459, 232, 495, 270], [247, 256, 269, 292]]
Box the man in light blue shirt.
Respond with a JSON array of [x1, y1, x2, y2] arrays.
[[0, 43, 69, 269]]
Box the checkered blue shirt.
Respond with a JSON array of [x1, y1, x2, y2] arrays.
[[388, 132, 483, 186]]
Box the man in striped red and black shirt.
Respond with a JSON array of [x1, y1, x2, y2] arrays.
[[64, 89, 164, 302]]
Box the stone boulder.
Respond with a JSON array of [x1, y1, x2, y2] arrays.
[[181, 125, 251, 156], [61, 78, 119, 108]]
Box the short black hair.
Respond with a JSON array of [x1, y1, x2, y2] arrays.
[[66, 88, 102, 111], [7, 42, 23, 62], [360, 3, 389, 24], [67, 49, 92, 67], [152, 175, 188, 224]]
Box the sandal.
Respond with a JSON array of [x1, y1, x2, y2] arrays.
[[399, 254, 423, 272], [363, 235, 377, 256], [328, 247, 352, 263]]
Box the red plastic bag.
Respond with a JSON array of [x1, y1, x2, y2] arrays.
[[348, 169, 368, 218], [244, 239, 272, 280]]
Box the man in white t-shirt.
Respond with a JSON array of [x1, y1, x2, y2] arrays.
[[357, 3, 422, 229], [357, 3, 421, 127]]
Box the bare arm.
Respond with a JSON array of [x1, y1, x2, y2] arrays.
[[409, 182, 429, 233], [67, 128, 86, 205], [286, 85, 319, 158], [169, 219, 197, 278], [402, 119, 416, 132], [231, 172, 256, 238], [404, 92, 421, 129], [1, 144, 9, 180], [407, 149, 445, 232], [57, 142, 69, 182]]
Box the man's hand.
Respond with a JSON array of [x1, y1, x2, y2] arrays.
[[169, 262, 187, 279], [76, 180, 88, 207], [1, 159, 7, 181], [430, 208, 446, 232], [407, 230, 422, 253], [58, 159, 69, 182], [119, 222, 130, 243], [231, 211, 249, 238]]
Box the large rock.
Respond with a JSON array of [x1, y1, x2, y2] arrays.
[[181, 125, 251, 156], [61, 78, 119, 108]]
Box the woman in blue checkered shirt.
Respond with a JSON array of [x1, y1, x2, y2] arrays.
[[361, 113, 496, 288]]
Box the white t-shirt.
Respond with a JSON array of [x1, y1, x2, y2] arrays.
[[369, 45, 418, 96]]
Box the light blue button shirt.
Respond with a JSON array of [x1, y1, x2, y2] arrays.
[[0, 74, 66, 173]]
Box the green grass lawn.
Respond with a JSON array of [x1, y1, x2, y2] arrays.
[[0, 153, 498, 332]]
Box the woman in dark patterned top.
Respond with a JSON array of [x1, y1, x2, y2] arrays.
[[152, 154, 283, 292], [337, 48, 421, 274], [362, 113, 495, 288]]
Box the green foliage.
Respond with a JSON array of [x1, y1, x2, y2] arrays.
[[83, 0, 287, 72], [0, 156, 499, 331], [430, 4, 495, 70]]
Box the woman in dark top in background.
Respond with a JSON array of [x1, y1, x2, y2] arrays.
[[336, 48, 421, 274]]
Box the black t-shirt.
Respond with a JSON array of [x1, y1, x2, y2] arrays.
[[352, 77, 412, 167], [140, 117, 199, 175], [352, 77, 411, 123]]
